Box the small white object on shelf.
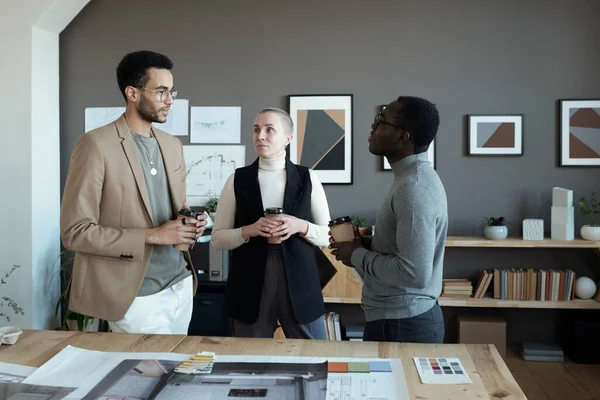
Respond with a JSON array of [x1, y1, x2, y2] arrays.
[[551, 223, 574, 241], [522, 219, 544, 240], [574, 277, 597, 300], [551, 206, 574, 225], [552, 187, 573, 207], [0, 326, 23, 345], [581, 225, 600, 241], [484, 225, 507, 240]]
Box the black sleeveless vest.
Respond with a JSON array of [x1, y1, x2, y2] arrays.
[[226, 158, 325, 324]]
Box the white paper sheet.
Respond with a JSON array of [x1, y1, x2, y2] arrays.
[[0, 362, 37, 383], [190, 106, 241, 144], [152, 99, 189, 136], [183, 145, 245, 206], [84, 107, 125, 133], [23, 346, 190, 399], [24, 347, 410, 400]]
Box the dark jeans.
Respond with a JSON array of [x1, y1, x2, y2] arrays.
[[363, 303, 445, 343]]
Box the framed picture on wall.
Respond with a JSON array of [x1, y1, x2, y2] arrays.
[[559, 99, 600, 166], [288, 94, 353, 184], [467, 114, 524, 156], [376, 104, 436, 170]]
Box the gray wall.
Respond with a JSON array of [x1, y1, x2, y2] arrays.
[[60, 0, 600, 342]]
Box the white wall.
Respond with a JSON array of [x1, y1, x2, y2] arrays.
[[0, 0, 90, 329], [31, 26, 61, 329]]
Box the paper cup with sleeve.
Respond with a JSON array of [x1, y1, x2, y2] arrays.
[[174, 207, 203, 251], [264, 207, 284, 244], [329, 216, 355, 242]]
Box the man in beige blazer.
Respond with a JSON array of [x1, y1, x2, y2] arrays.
[[61, 51, 206, 334]]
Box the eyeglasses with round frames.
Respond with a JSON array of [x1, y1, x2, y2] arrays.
[[138, 87, 178, 102]]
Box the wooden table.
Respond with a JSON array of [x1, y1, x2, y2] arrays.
[[0, 330, 526, 399]]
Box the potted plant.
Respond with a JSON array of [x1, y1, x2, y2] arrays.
[[0, 265, 25, 324], [351, 215, 369, 236], [54, 250, 98, 331], [578, 191, 600, 241], [205, 197, 219, 221], [483, 216, 508, 240]]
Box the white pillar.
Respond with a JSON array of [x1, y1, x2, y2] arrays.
[[0, 0, 90, 329]]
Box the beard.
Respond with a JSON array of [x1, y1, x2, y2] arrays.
[[137, 96, 165, 123]]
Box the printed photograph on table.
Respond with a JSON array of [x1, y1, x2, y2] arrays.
[[559, 99, 600, 166], [377, 104, 436, 170], [467, 114, 523, 156], [85, 359, 328, 400], [288, 94, 353, 184]]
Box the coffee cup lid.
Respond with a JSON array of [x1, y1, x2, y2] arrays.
[[179, 208, 194, 217], [265, 207, 284, 214], [329, 216, 351, 226]]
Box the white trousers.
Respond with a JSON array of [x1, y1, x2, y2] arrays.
[[108, 275, 194, 334]]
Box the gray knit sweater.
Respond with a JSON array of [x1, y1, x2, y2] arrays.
[[351, 152, 448, 321]]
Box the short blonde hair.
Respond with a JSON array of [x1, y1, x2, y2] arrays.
[[258, 108, 293, 134]]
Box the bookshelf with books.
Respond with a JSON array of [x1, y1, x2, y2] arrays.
[[320, 243, 600, 310]]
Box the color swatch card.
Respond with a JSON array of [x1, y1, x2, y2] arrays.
[[174, 351, 215, 374], [413, 357, 472, 384]]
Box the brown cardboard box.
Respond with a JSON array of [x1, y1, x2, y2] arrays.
[[457, 315, 507, 358]]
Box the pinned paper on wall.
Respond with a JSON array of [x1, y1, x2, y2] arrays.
[[84, 107, 125, 133], [85, 100, 189, 137], [152, 99, 189, 136], [190, 106, 241, 144]]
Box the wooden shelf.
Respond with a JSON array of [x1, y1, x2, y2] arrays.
[[445, 236, 600, 248], [324, 296, 600, 309], [438, 296, 600, 309]]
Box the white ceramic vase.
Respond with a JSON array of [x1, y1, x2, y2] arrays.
[[580, 225, 600, 241], [484, 225, 508, 240]]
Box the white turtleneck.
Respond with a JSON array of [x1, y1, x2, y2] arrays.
[[211, 153, 332, 250]]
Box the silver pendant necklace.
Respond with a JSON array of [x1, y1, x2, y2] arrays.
[[133, 131, 158, 176]]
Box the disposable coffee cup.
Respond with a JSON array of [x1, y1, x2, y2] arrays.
[[265, 207, 284, 244], [174, 208, 203, 251], [329, 216, 355, 242]]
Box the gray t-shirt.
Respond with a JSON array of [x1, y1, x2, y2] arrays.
[[131, 131, 190, 296], [351, 152, 448, 321]]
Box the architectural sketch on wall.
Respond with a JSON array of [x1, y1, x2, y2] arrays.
[[467, 114, 523, 156], [152, 99, 189, 136], [190, 106, 241, 144], [288, 95, 353, 184], [84, 107, 125, 132], [559, 99, 600, 166], [183, 145, 245, 206]]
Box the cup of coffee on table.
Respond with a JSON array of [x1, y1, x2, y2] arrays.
[[265, 207, 284, 244], [329, 216, 355, 242]]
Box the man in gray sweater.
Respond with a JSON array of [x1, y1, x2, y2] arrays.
[[330, 96, 448, 343]]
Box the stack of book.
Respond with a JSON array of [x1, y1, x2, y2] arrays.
[[522, 342, 564, 362], [472, 269, 494, 298], [323, 312, 344, 341], [441, 279, 473, 298], [345, 325, 365, 342], [491, 269, 576, 301]]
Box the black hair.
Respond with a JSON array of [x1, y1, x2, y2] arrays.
[[116, 51, 173, 100], [394, 96, 440, 150]]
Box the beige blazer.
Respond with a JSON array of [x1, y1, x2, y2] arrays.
[[60, 115, 197, 321]]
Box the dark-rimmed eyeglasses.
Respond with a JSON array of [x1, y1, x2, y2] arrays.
[[373, 113, 411, 140], [373, 112, 402, 130], [139, 87, 178, 102]]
